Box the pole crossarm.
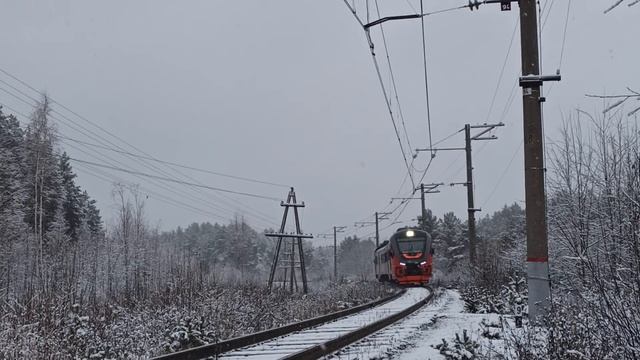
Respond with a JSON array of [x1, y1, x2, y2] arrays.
[[416, 183, 445, 193], [450, 181, 469, 187], [265, 233, 314, 239], [470, 122, 504, 140], [281, 201, 305, 208], [473, 136, 498, 141], [364, 14, 423, 29], [416, 147, 465, 152], [519, 74, 561, 87]]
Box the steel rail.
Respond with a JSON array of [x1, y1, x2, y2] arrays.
[[152, 289, 406, 360], [283, 286, 433, 360]]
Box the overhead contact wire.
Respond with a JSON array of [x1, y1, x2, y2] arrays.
[[374, 0, 414, 155], [419, 0, 434, 159], [364, 29, 416, 190]]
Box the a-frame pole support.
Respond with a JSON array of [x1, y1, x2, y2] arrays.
[[266, 188, 313, 293]]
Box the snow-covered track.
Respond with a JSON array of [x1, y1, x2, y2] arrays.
[[279, 287, 432, 360], [152, 288, 420, 360]]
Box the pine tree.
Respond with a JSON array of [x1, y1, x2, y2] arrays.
[[59, 152, 83, 241], [437, 212, 466, 271], [0, 108, 28, 299], [0, 107, 26, 225], [80, 190, 103, 235], [422, 209, 439, 238]]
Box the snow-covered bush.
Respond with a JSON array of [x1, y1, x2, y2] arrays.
[[460, 275, 527, 315], [435, 330, 480, 360], [0, 280, 391, 358]]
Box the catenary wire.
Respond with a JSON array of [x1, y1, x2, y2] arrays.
[[374, 0, 414, 156], [558, 0, 572, 70], [484, 19, 519, 123], [364, 28, 417, 189], [480, 138, 523, 208], [419, 0, 435, 159]]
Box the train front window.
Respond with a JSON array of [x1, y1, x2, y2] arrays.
[[397, 238, 425, 252]]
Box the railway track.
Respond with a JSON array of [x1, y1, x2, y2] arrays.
[[153, 286, 432, 360]]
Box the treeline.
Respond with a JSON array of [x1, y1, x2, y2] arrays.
[[0, 99, 102, 310], [1, 98, 381, 316], [418, 203, 525, 285]]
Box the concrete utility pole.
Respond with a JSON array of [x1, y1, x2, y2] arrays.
[[333, 226, 346, 281], [355, 212, 390, 247], [463, 123, 502, 263], [464, 124, 477, 264], [518, 0, 560, 322], [417, 123, 503, 265]]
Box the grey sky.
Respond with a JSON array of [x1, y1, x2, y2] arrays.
[[1, 1, 638, 245]]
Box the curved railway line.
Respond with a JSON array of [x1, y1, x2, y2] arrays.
[[153, 286, 433, 360]]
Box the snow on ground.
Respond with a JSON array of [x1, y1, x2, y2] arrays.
[[328, 288, 505, 360]]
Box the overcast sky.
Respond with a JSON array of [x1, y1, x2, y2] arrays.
[[0, 1, 638, 245]]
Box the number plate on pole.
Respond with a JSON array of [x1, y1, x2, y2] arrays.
[[501, 1, 511, 11]]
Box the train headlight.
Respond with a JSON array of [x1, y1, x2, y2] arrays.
[[406, 230, 415, 237], [419, 261, 427, 267], [399, 262, 406, 266]]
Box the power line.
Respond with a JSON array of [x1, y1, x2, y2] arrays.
[[68, 158, 282, 201], [74, 163, 232, 222], [57, 135, 290, 188], [558, 0, 572, 70], [484, 19, 519, 123], [0, 72, 283, 225], [63, 130, 281, 225], [2, 101, 279, 227], [0, 71, 289, 190], [2, 93, 279, 227], [62, 139, 274, 226]]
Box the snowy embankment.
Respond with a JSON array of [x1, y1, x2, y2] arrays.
[[0, 281, 393, 359], [330, 289, 509, 360]]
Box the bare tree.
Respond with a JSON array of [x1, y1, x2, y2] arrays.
[[586, 88, 640, 117], [547, 105, 640, 358], [604, 0, 640, 13]]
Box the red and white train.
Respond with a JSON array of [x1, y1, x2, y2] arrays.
[[374, 227, 433, 286]]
